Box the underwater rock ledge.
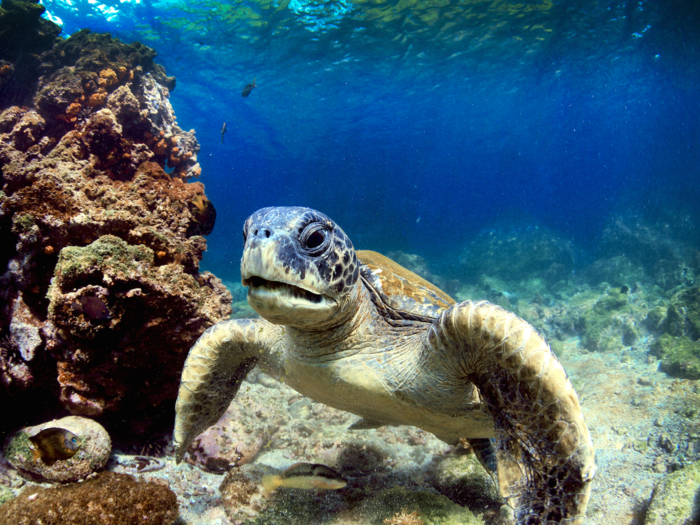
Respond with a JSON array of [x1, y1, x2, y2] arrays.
[[0, 11, 231, 436]]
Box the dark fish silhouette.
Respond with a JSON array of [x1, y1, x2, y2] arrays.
[[221, 122, 227, 143], [241, 78, 256, 97], [262, 462, 346, 491], [29, 428, 82, 466], [71, 296, 111, 321]]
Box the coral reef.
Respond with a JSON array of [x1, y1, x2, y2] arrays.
[[4, 415, 111, 482], [645, 460, 700, 525], [0, 0, 62, 107], [0, 12, 231, 437], [0, 471, 178, 524]]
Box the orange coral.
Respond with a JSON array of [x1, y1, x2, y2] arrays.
[[66, 103, 82, 116], [152, 139, 168, 156], [87, 90, 108, 107], [44, 246, 55, 255], [156, 250, 166, 258], [117, 66, 128, 80], [0, 64, 12, 76], [98, 68, 118, 88]]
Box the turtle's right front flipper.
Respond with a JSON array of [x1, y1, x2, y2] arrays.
[[173, 318, 275, 463]]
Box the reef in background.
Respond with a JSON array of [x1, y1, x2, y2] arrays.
[[0, 1, 231, 439]]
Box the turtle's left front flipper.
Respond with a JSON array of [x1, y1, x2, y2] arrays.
[[426, 301, 596, 525], [173, 318, 277, 463]]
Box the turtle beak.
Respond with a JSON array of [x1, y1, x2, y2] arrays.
[[241, 239, 337, 326]]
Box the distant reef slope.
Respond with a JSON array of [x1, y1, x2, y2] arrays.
[[0, 1, 231, 439]]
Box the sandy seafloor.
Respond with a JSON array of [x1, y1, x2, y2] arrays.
[[3, 273, 698, 525]]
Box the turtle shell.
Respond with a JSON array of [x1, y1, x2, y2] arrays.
[[357, 250, 455, 322]]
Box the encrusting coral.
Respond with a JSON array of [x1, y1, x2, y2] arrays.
[[0, 3, 230, 438]]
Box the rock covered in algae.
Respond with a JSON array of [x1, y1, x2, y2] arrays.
[[0, 471, 178, 525], [3, 416, 111, 482], [665, 286, 700, 341], [428, 449, 501, 511], [578, 288, 640, 352], [651, 334, 700, 380], [0, 14, 230, 435], [645, 460, 700, 525], [342, 486, 484, 525], [44, 235, 230, 417]]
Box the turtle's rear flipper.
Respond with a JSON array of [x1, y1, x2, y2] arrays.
[[173, 318, 273, 463], [468, 438, 498, 479], [427, 301, 596, 525]]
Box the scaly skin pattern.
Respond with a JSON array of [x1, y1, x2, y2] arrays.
[[173, 319, 283, 462], [426, 301, 596, 525], [173, 206, 596, 525]]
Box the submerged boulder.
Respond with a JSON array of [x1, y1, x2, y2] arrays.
[[4, 416, 111, 483], [646, 460, 700, 525]]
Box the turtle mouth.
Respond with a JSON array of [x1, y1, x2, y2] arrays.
[[243, 276, 325, 305]]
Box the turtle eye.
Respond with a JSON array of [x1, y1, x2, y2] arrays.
[[307, 231, 324, 249], [300, 224, 329, 255]]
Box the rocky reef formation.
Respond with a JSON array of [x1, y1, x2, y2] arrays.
[[0, 2, 231, 438]]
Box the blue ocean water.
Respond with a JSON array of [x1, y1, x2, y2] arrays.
[[40, 0, 700, 283]]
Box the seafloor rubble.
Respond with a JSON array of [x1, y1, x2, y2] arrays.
[[0, 1, 230, 438]]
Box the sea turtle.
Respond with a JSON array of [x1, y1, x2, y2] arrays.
[[174, 206, 596, 525]]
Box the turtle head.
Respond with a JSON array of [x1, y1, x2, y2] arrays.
[[241, 207, 360, 329]]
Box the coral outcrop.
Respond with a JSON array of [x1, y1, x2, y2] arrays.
[[0, 6, 231, 437], [0, 471, 178, 524], [4, 416, 111, 482]]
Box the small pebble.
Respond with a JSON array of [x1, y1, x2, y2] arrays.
[[654, 417, 664, 427], [653, 463, 667, 473], [638, 377, 653, 386]]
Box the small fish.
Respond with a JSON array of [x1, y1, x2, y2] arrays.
[[28, 428, 82, 466], [70, 295, 111, 321], [241, 78, 256, 97], [262, 462, 347, 492], [221, 122, 227, 143]]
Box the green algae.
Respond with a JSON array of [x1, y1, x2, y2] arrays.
[[246, 484, 483, 525], [665, 286, 700, 341], [651, 334, 700, 380], [2, 431, 34, 465], [647, 306, 668, 334], [55, 235, 154, 286], [579, 289, 639, 352], [12, 213, 35, 233], [351, 486, 484, 525], [645, 460, 700, 525], [0, 485, 13, 506]]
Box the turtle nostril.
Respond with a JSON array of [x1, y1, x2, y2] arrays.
[[264, 229, 271, 238]]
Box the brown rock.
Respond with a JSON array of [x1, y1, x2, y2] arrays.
[[0, 471, 178, 524]]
